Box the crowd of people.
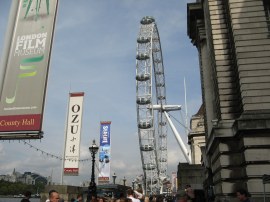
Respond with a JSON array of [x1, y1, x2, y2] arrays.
[[20, 185, 251, 202]]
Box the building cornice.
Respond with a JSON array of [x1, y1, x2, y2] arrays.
[[187, 2, 204, 46]]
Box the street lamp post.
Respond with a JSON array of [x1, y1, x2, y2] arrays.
[[87, 140, 99, 202], [123, 176, 126, 186], [112, 173, 117, 184]]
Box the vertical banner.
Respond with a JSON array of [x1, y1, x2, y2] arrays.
[[0, 0, 58, 138], [63, 92, 84, 176], [98, 121, 111, 184]]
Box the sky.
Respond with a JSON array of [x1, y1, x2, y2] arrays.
[[0, 0, 201, 187]]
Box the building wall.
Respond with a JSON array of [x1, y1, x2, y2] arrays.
[[187, 0, 270, 201], [188, 106, 206, 165], [228, 0, 270, 111], [177, 163, 204, 190]]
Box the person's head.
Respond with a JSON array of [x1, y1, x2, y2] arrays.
[[91, 195, 97, 202], [126, 189, 134, 197], [144, 196, 149, 202], [125, 198, 132, 202], [236, 188, 249, 201], [98, 197, 105, 202], [77, 193, 83, 201], [49, 190, 60, 202], [119, 193, 125, 199], [24, 191, 31, 199], [175, 190, 188, 202]]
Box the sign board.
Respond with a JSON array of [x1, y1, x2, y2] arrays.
[[63, 92, 84, 176], [0, 0, 58, 139], [98, 121, 111, 184]]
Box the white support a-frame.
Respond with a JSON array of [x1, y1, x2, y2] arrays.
[[151, 105, 191, 164]]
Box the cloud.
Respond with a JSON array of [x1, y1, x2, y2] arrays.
[[0, 0, 202, 187], [168, 148, 186, 166]]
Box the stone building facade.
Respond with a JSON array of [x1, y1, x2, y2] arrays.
[[187, 0, 270, 201], [188, 104, 206, 165], [176, 106, 206, 199]]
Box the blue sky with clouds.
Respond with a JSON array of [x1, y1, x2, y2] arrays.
[[0, 0, 201, 186]]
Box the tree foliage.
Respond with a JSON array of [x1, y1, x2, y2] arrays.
[[0, 180, 45, 196]]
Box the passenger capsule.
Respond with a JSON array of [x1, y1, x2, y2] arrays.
[[140, 145, 154, 151], [136, 53, 150, 60], [146, 178, 158, 184], [140, 16, 155, 25], [159, 158, 167, 162], [159, 122, 166, 126], [137, 37, 150, 43], [160, 146, 167, 151], [159, 134, 166, 138], [136, 97, 151, 105], [136, 73, 150, 81], [138, 121, 152, 129], [143, 163, 156, 170]]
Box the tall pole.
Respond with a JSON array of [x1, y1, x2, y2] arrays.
[[87, 140, 99, 202], [91, 150, 96, 187], [61, 92, 70, 185], [184, 77, 188, 138]]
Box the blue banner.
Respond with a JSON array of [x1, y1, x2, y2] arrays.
[[98, 121, 111, 183]]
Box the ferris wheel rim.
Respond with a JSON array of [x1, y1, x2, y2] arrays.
[[136, 16, 167, 195]]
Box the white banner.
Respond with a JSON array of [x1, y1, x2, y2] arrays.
[[63, 92, 84, 176]]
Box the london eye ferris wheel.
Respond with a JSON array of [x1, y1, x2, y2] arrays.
[[135, 16, 191, 195], [136, 16, 168, 195]]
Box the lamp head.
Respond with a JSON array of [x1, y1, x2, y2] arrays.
[[89, 139, 99, 154]]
